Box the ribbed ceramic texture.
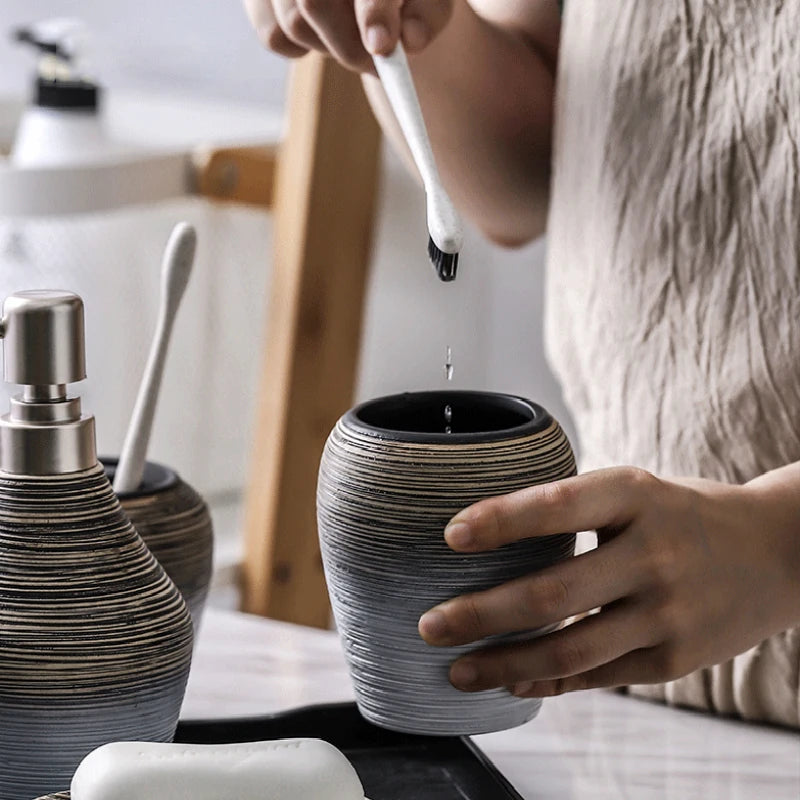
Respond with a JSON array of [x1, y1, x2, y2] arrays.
[[118, 476, 213, 633], [0, 463, 194, 800], [317, 397, 577, 736]]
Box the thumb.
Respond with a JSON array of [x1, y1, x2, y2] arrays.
[[355, 0, 404, 56]]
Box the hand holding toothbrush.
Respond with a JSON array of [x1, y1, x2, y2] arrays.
[[243, 0, 454, 70], [246, 1, 558, 252], [246, 0, 463, 280]]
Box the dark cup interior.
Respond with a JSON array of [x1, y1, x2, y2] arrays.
[[346, 391, 552, 444], [100, 456, 178, 498]]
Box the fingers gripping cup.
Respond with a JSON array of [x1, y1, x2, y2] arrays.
[[317, 391, 577, 736]]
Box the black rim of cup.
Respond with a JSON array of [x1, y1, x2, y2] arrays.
[[345, 390, 553, 444], [99, 456, 178, 498]]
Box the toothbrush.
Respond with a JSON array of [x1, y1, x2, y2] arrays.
[[113, 222, 196, 494], [373, 43, 463, 281]]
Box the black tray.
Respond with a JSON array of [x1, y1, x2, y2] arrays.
[[175, 701, 523, 800]]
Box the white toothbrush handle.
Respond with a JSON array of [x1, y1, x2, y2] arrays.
[[114, 223, 196, 494], [373, 44, 440, 192], [114, 313, 173, 493], [374, 44, 463, 255]]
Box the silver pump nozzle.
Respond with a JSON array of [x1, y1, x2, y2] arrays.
[[0, 290, 96, 475], [3, 290, 86, 386]]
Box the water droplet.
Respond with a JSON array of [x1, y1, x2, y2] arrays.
[[444, 346, 453, 382], [444, 404, 453, 434]]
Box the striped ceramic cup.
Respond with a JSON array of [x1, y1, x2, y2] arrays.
[[317, 391, 577, 736]]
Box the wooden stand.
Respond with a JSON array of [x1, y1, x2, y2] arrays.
[[193, 145, 277, 208], [240, 54, 382, 627]]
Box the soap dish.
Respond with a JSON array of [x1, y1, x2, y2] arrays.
[[176, 701, 523, 799], [34, 702, 523, 800]]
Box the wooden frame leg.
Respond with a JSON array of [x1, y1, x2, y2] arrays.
[[241, 54, 382, 627]]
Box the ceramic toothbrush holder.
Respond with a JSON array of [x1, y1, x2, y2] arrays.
[[101, 458, 214, 634]]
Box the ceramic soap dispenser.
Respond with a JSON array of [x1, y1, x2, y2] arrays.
[[0, 291, 194, 800]]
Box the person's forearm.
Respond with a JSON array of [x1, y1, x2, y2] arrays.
[[745, 461, 800, 625], [363, 1, 557, 247]]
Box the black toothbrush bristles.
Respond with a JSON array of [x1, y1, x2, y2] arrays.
[[428, 236, 459, 282]]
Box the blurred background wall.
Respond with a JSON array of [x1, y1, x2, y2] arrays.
[[0, 1, 574, 586]]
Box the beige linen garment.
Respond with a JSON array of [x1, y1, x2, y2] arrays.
[[545, 1, 800, 727]]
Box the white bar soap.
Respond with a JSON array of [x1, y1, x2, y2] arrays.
[[70, 739, 367, 800]]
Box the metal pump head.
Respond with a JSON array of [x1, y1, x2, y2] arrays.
[[0, 290, 96, 475], [2, 290, 86, 387]]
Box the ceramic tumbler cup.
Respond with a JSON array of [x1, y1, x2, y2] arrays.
[[101, 458, 214, 633], [317, 391, 577, 736]]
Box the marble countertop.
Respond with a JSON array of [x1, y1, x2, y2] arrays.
[[182, 608, 800, 800]]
